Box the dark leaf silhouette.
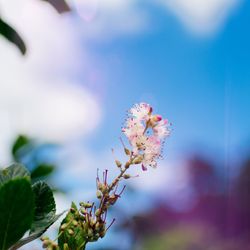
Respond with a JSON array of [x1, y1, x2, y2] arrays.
[[0, 17, 26, 55], [41, 0, 71, 13]]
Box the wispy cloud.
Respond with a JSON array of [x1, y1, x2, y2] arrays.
[[71, 0, 148, 39], [159, 0, 241, 35], [70, 0, 241, 37]]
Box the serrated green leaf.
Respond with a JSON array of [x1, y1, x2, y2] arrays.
[[10, 211, 65, 250], [0, 18, 26, 55], [31, 164, 55, 179], [0, 163, 30, 186], [0, 179, 34, 250], [30, 181, 56, 234]]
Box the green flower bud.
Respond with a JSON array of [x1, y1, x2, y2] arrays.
[[95, 208, 101, 217], [96, 190, 102, 199], [40, 236, 49, 241], [80, 202, 92, 208], [60, 223, 68, 230], [67, 229, 74, 235], [88, 228, 93, 237], [95, 222, 100, 230], [90, 218, 96, 227], [63, 243, 69, 250], [80, 208, 87, 214], [72, 220, 78, 226]]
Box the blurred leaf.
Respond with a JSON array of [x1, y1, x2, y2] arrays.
[[41, 0, 71, 13], [0, 17, 26, 55], [0, 163, 30, 186], [30, 181, 56, 234], [0, 179, 34, 250], [11, 135, 31, 161], [31, 164, 55, 179]]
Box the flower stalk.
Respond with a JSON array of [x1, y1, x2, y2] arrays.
[[41, 103, 171, 250]]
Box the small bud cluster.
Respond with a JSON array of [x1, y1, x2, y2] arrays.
[[59, 203, 106, 243], [41, 236, 59, 250]]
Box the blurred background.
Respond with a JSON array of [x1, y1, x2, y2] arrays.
[[0, 0, 250, 249]]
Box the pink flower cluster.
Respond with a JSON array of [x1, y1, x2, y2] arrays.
[[122, 103, 170, 170]]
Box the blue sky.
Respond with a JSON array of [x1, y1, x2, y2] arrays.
[[84, 0, 250, 165]]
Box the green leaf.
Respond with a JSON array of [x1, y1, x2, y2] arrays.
[[0, 179, 34, 250], [30, 181, 56, 234], [10, 212, 65, 250], [41, 0, 71, 13], [0, 18, 26, 55], [11, 135, 31, 161], [31, 164, 55, 179], [58, 203, 87, 250], [10, 181, 63, 250], [0, 163, 30, 186]]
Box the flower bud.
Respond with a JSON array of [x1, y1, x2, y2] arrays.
[[72, 220, 78, 227], [132, 155, 143, 164], [125, 162, 130, 169], [88, 228, 94, 237], [124, 148, 131, 155], [115, 160, 122, 168], [52, 242, 58, 250], [80, 208, 87, 215], [90, 218, 96, 227], [67, 229, 74, 235], [60, 223, 68, 230], [42, 240, 50, 248], [63, 243, 69, 250], [96, 190, 102, 199], [152, 114, 162, 122], [40, 236, 49, 241], [98, 183, 107, 193], [123, 174, 131, 179], [95, 222, 100, 231], [95, 208, 101, 217], [80, 202, 92, 208]]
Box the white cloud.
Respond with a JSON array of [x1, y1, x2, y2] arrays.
[[159, 0, 240, 35], [71, 0, 148, 39], [70, 0, 241, 37], [0, 0, 102, 164]]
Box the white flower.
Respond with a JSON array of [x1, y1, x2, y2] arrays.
[[122, 117, 144, 140], [122, 103, 171, 170], [153, 119, 170, 138], [130, 103, 152, 121], [141, 136, 161, 169]]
